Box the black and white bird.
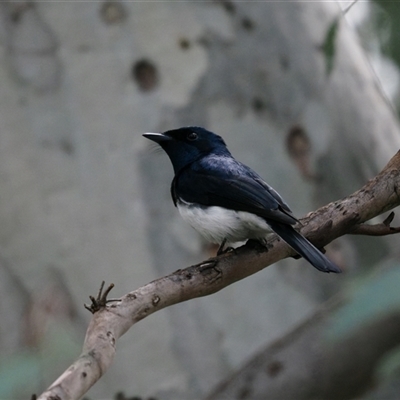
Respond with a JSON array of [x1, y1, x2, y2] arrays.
[[143, 127, 341, 273]]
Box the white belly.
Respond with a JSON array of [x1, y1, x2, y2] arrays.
[[177, 201, 272, 244]]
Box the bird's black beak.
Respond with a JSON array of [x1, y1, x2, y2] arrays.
[[143, 132, 173, 143]]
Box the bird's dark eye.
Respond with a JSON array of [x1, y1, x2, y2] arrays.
[[187, 132, 198, 141]]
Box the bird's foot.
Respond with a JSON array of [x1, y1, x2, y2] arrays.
[[217, 246, 235, 256], [216, 239, 236, 256]]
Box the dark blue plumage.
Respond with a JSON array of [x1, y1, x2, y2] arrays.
[[143, 127, 341, 273]]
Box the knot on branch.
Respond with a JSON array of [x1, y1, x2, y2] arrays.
[[85, 281, 115, 314], [199, 260, 222, 284]]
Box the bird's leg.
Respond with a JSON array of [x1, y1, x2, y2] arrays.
[[217, 238, 227, 256], [217, 238, 236, 255]]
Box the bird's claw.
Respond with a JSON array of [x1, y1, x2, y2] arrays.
[[216, 238, 236, 255], [217, 245, 235, 256]]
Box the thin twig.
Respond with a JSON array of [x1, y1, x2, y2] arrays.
[[350, 212, 400, 236]]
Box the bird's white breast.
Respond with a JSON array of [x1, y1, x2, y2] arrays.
[[177, 201, 272, 244]]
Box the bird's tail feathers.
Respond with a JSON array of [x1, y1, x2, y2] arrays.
[[267, 221, 341, 273]]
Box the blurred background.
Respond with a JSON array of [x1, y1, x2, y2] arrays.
[[1, 1, 400, 399]]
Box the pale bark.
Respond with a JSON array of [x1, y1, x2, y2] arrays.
[[37, 150, 400, 400]]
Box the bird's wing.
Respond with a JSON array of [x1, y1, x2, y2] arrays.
[[173, 168, 299, 226]]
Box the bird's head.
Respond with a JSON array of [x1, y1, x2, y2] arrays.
[[143, 127, 230, 174]]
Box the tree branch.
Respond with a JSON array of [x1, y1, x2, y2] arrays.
[[37, 150, 400, 400]]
